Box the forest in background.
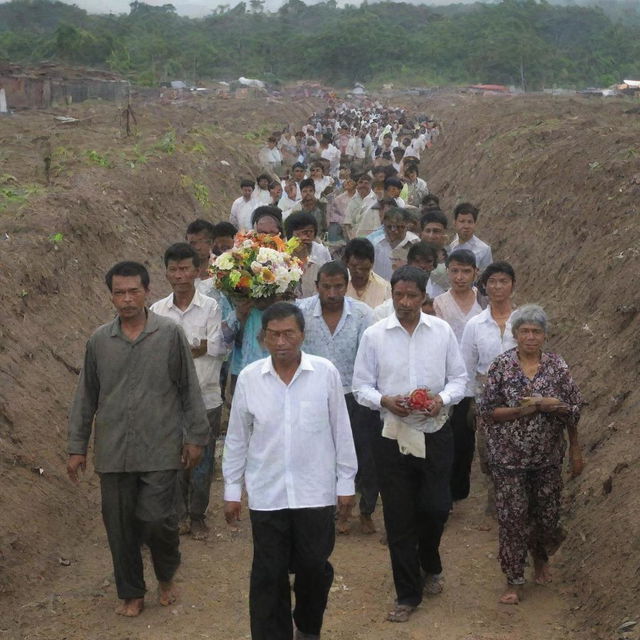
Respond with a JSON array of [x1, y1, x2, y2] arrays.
[[1, 0, 639, 89]]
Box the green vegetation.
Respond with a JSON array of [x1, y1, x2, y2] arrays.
[[85, 149, 111, 167], [0, 0, 639, 89]]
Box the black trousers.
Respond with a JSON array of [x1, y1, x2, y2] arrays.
[[249, 507, 335, 640], [345, 393, 380, 515], [100, 470, 180, 600], [373, 422, 453, 607], [450, 397, 476, 501]]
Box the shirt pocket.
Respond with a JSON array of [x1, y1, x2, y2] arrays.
[[297, 400, 329, 433]]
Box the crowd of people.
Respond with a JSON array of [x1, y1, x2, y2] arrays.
[[66, 101, 585, 637]]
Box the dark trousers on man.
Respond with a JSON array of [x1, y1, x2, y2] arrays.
[[449, 397, 476, 501], [99, 470, 180, 600], [345, 393, 379, 515], [176, 406, 221, 522], [249, 506, 335, 640], [373, 421, 454, 607]]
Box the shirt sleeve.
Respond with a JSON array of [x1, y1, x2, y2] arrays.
[[328, 366, 358, 496], [439, 325, 468, 407], [174, 326, 210, 446], [222, 373, 253, 502], [352, 329, 383, 410], [67, 337, 99, 455], [460, 321, 478, 398]]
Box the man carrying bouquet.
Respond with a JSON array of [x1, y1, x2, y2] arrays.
[[352, 265, 467, 623]]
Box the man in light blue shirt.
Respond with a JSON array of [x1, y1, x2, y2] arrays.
[[297, 261, 379, 534]]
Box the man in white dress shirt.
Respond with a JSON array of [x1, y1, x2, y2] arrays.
[[229, 179, 257, 231], [223, 302, 357, 640], [353, 265, 467, 623], [150, 243, 225, 540], [448, 202, 493, 273]]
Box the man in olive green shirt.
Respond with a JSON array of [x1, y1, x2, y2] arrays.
[[67, 261, 209, 617]]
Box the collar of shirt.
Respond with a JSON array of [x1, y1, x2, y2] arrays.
[[384, 311, 432, 333], [311, 294, 353, 333], [164, 288, 208, 314], [260, 350, 314, 385], [110, 310, 160, 340]]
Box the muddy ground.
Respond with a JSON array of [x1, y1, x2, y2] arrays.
[[1, 91, 639, 639]]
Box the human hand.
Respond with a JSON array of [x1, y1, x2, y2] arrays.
[[224, 501, 242, 524], [381, 395, 411, 417], [181, 444, 203, 469], [67, 454, 86, 483], [424, 394, 444, 418]]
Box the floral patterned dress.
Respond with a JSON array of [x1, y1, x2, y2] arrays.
[[478, 348, 583, 584]]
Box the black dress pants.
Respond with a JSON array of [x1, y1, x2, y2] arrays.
[[373, 422, 453, 607], [249, 507, 335, 640], [100, 470, 180, 600], [449, 397, 476, 501]]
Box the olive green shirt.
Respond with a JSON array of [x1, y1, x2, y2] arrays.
[[68, 311, 210, 473]]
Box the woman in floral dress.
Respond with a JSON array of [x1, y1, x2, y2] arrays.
[[479, 304, 584, 604]]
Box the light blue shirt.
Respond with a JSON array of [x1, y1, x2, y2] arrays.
[[297, 295, 374, 393], [448, 235, 493, 273], [230, 307, 269, 376]]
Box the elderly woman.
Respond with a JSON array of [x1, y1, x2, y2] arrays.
[[479, 304, 584, 605]]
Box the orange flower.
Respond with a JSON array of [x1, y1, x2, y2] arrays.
[[260, 268, 276, 283], [237, 275, 252, 289]]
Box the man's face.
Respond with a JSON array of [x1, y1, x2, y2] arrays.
[[346, 256, 372, 286], [409, 256, 435, 274], [344, 178, 356, 193], [301, 185, 315, 202], [485, 272, 514, 305], [447, 259, 477, 293], [293, 224, 316, 247], [421, 223, 446, 248], [384, 217, 407, 244], [166, 258, 198, 293], [405, 171, 417, 183], [258, 178, 269, 190], [267, 140, 276, 149], [186, 231, 213, 264], [212, 235, 234, 256], [270, 184, 283, 201], [263, 316, 304, 365], [454, 213, 476, 242], [392, 280, 426, 322], [316, 273, 347, 311], [385, 185, 401, 199], [310, 166, 324, 180], [292, 166, 305, 181], [285, 181, 297, 199], [241, 185, 253, 199], [255, 216, 280, 235], [111, 275, 148, 321], [357, 179, 371, 198]]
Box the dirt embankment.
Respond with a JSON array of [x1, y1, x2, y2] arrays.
[[1, 92, 639, 639], [422, 93, 640, 636], [0, 94, 317, 595]]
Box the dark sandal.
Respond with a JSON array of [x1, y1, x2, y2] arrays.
[[387, 603, 416, 622]]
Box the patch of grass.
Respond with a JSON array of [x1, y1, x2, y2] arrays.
[[190, 142, 206, 153], [180, 175, 211, 208], [155, 130, 177, 154], [49, 232, 64, 245], [85, 150, 112, 167], [0, 184, 44, 211]]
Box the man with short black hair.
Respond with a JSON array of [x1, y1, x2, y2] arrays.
[[372, 208, 420, 282], [150, 244, 225, 540], [345, 238, 392, 308], [230, 180, 257, 230], [353, 265, 467, 623], [297, 262, 378, 534], [186, 219, 215, 280], [223, 302, 357, 640], [287, 177, 327, 236], [67, 261, 209, 617], [343, 174, 378, 239], [448, 203, 493, 272]]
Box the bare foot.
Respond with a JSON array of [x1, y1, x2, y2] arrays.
[[336, 516, 350, 535], [359, 514, 376, 535], [534, 558, 552, 584], [115, 597, 144, 617], [159, 581, 178, 606], [499, 585, 521, 605]]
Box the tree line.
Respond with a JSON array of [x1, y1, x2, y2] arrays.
[[1, 0, 639, 90]]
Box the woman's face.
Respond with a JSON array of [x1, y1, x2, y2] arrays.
[[515, 323, 545, 355], [485, 272, 514, 305]]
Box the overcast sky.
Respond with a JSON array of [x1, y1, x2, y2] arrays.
[[4, 0, 474, 18]]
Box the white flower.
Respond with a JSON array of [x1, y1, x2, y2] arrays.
[[215, 252, 235, 269]]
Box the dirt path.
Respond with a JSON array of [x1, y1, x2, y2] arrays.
[[3, 459, 581, 640]]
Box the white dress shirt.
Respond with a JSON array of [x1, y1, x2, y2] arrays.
[[310, 241, 331, 265], [150, 290, 224, 409], [448, 234, 493, 272], [353, 312, 467, 432], [223, 352, 358, 510], [229, 195, 256, 231], [372, 231, 420, 281], [460, 307, 517, 398]]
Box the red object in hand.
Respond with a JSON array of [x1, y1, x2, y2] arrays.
[[404, 388, 434, 411]]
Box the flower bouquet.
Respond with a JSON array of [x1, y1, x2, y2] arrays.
[[209, 231, 303, 300]]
